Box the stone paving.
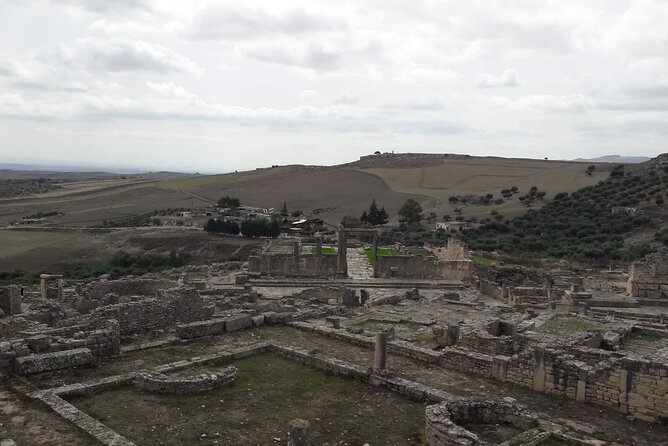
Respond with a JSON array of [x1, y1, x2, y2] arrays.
[[347, 248, 374, 280]]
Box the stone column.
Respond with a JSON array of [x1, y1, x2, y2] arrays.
[[532, 348, 546, 392], [373, 235, 379, 278], [374, 332, 388, 371], [293, 240, 300, 275], [576, 368, 587, 402], [337, 228, 348, 277], [287, 419, 310, 446], [315, 237, 322, 276], [40, 276, 47, 299]]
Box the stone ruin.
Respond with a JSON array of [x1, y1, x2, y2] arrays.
[[2, 249, 668, 445], [627, 247, 668, 299]]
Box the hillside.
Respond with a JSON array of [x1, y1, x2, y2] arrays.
[[461, 154, 668, 261], [0, 153, 615, 227]]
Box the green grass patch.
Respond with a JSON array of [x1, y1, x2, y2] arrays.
[[469, 254, 498, 266], [407, 247, 430, 256], [69, 352, 426, 445], [536, 316, 602, 334], [364, 247, 398, 266]]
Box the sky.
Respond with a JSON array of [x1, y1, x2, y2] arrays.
[[0, 0, 667, 173]]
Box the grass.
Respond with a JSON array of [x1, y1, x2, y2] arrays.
[[364, 247, 398, 266], [310, 247, 336, 254], [407, 246, 430, 256], [536, 316, 602, 334], [469, 254, 498, 267], [629, 330, 664, 342], [69, 353, 426, 445]]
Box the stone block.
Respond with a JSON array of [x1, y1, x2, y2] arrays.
[[15, 348, 92, 375], [224, 315, 253, 332], [176, 319, 226, 339]]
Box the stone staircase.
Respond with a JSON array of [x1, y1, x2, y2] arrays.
[[347, 248, 374, 280]]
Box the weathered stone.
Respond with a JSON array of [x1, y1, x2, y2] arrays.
[[15, 348, 92, 375]]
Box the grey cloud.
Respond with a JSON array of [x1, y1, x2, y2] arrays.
[[333, 94, 359, 105], [44, 38, 201, 75], [184, 5, 345, 41], [381, 100, 443, 111], [54, 0, 152, 14], [477, 69, 520, 88], [0, 91, 470, 136], [577, 120, 668, 137], [621, 85, 668, 98], [246, 43, 343, 71]]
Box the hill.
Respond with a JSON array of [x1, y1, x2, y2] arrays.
[[0, 153, 614, 227], [460, 154, 668, 261], [573, 155, 651, 164]]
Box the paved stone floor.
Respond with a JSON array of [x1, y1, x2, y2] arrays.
[[347, 248, 374, 281]]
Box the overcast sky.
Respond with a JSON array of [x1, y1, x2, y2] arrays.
[[0, 0, 666, 172]]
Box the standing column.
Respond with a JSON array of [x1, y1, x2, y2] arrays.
[[315, 236, 323, 276], [373, 234, 379, 278], [337, 228, 348, 277], [287, 419, 310, 446], [293, 240, 300, 275], [39, 275, 47, 299], [374, 332, 388, 371]]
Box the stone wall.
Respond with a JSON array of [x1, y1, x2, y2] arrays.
[[0, 285, 21, 315], [1, 320, 119, 376], [248, 253, 338, 277], [437, 260, 473, 281], [376, 255, 438, 279], [290, 321, 668, 422], [15, 348, 93, 375], [134, 366, 237, 394], [627, 247, 668, 298], [82, 278, 177, 300], [88, 299, 172, 339]]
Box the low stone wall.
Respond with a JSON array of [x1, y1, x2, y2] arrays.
[[477, 279, 507, 302], [290, 321, 668, 422], [134, 366, 237, 394], [177, 318, 226, 339], [248, 253, 338, 278], [425, 398, 538, 446], [15, 348, 93, 375], [438, 260, 473, 282], [376, 255, 438, 279], [176, 314, 252, 339], [82, 278, 177, 300]]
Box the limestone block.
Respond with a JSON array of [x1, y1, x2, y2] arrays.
[[224, 315, 253, 332], [15, 348, 92, 375]]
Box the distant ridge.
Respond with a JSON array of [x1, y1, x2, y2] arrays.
[[574, 155, 651, 164]]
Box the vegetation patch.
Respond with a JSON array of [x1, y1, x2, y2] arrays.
[[364, 247, 399, 266], [461, 165, 667, 261], [68, 353, 426, 445], [536, 316, 602, 334]]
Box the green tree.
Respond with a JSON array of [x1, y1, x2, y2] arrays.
[[281, 201, 288, 216], [361, 198, 389, 226], [398, 199, 423, 224], [217, 196, 240, 208], [586, 165, 596, 176]]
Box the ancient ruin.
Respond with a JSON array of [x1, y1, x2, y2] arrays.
[[627, 247, 668, 299], [1, 235, 667, 445]]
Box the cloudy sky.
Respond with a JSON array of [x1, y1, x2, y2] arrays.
[[0, 0, 666, 172]]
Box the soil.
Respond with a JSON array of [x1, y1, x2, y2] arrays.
[[7, 326, 667, 446], [68, 353, 427, 445]]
